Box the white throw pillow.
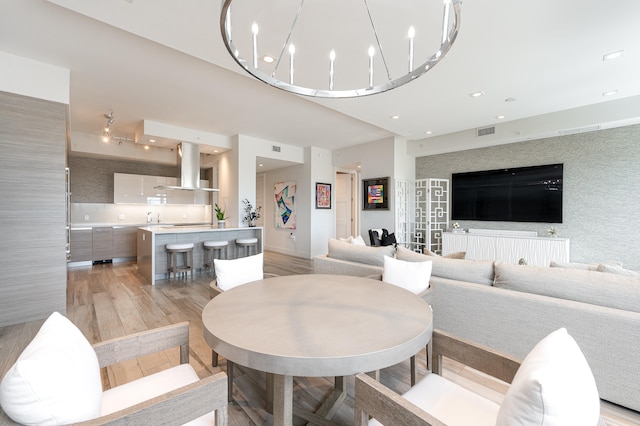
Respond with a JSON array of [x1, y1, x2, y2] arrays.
[[214, 252, 264, 290], [0, 312, 102, 424], [350, 235, 366, 246], [496, 328, 600, 426], [382, 255, 431, 294]]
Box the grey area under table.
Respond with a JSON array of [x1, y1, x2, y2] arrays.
[[136, 226, 263, 285]]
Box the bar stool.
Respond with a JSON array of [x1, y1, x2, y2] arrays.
[[165, 243, 194, 281], [235, 237, 258, 258], [203, 240, 229, 276]]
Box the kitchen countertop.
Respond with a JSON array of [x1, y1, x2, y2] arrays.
[[139, 225, 263, 234], [70, 222, 209, 230]]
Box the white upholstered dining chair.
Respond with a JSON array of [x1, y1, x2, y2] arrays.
[[0, 312, 228, 425], [208, 252, 277, 402], [369, 255, 435, 386], [355, 328, 603, 426]]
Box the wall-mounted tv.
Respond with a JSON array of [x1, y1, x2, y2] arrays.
[[451, 164, 563, 223]]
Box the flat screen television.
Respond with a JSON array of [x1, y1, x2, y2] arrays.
[[451, 163, 563, 223]]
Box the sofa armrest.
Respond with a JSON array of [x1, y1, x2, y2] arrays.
[[432, 329, 520, 384], [354, 373, 445, 426], [73, 371, 228, 426], [92, 322, 190, 368]]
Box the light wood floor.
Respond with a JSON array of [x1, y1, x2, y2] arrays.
[[0, 251, 638, 425]]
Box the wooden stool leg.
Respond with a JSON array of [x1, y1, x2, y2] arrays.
[[166, 251, 171, 280], [171, 252, 177, 281]]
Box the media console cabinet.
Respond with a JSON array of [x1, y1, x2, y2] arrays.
[[442, 230, 569, 267]]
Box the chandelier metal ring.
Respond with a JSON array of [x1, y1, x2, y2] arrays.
[[220, 0, 462, 98]]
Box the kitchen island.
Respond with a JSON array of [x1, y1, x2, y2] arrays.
[[137, 225, 263, 285]]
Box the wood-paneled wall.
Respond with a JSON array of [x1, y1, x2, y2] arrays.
[[0, 91, 68, 326]]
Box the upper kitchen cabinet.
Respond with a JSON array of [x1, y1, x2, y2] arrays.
[[114, 173, 167, 204], [114, 173, 210, 205]]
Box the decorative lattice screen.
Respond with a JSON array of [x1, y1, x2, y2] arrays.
[[414, 178, 449, 254]]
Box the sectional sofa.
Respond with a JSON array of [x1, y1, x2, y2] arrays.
[[313, 238, 640, 412]]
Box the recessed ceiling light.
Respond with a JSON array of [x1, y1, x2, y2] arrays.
[[391, 115, 399, 119], [144, 145, 149, 150], [469, 91, 484, 98], [263, 55, 275, 63], [149, 139, 156, 143], [496, 115, 506, 119], [602, 90, 619, 97], [258, 163, 264, 167], [213, 149, 219, 153], [425, 131, 432, 135], [504, 97, 517, 103], [603, 50, 624, 61]]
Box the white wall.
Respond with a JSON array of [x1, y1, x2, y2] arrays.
[[308, 147, 334, 257], [333, 136, 413, 242], [0, 51, 69, 104], [263, 164, 308, 257]]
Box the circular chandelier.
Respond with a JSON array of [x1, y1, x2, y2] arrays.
[[220, 0, 462, 98]]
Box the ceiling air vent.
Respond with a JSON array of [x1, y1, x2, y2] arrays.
[[272, 145, 281, 152], [477, 126, 495, 137]]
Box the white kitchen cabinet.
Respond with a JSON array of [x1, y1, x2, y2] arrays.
[[195, 180, 211, 205], [443, 231, 570, 267], [114, 173, 167, 204], [165, 177, 193, 204], [115, 173, 210, 205]]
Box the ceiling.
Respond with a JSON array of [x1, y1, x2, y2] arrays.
[[1, 0, 640, 168]]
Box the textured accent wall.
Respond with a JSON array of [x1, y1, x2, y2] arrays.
[[68, 155, 177, 203], [416, 124, 640, 270]]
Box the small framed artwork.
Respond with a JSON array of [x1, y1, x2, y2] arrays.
[[315, 182, 332, 209], [363, 177, 390, 210]]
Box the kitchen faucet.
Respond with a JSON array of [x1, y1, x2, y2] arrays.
[[157, 212, 161, 223], [147, 211, 152, 224]]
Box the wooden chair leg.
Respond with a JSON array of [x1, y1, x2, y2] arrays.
[[227, 360, 234, 403], [410, 355, 417, 386]]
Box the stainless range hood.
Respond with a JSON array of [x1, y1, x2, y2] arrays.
[[155, 141, 219, 192]]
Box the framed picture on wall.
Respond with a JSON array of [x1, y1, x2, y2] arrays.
[[315, 182, 332, 209], [363, 177, 389, 210]]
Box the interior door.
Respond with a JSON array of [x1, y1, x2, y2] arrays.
[[335, 172, 353, 238]]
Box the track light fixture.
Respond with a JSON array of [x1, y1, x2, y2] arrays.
[[101, 111, 114, 143]]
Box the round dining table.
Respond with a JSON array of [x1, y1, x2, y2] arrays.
[[202, 274, 433, 426]]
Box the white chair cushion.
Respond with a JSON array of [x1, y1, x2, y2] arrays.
[[167, 243, 194, 250], [214, 252, 264, 290], [496, 328, 600, 426], [369, 373, 499, 426], [382, 255, 432, 294], [0, 312, 103, 424], [101, 363, 213, 426], [204, 240, 228, 248]]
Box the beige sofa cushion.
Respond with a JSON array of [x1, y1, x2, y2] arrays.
[[494, 262, 640, 313], [396, 246, 494, 286], [327, 238, 395, 267]]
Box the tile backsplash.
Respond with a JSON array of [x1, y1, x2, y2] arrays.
[[71, 203, 212, 226]]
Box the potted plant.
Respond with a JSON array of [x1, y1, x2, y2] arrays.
[[214, 203, 227, 228], [242, 199, 261, 227]]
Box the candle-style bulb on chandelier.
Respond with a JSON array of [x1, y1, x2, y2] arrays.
[[219, 0, 462, 98]]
